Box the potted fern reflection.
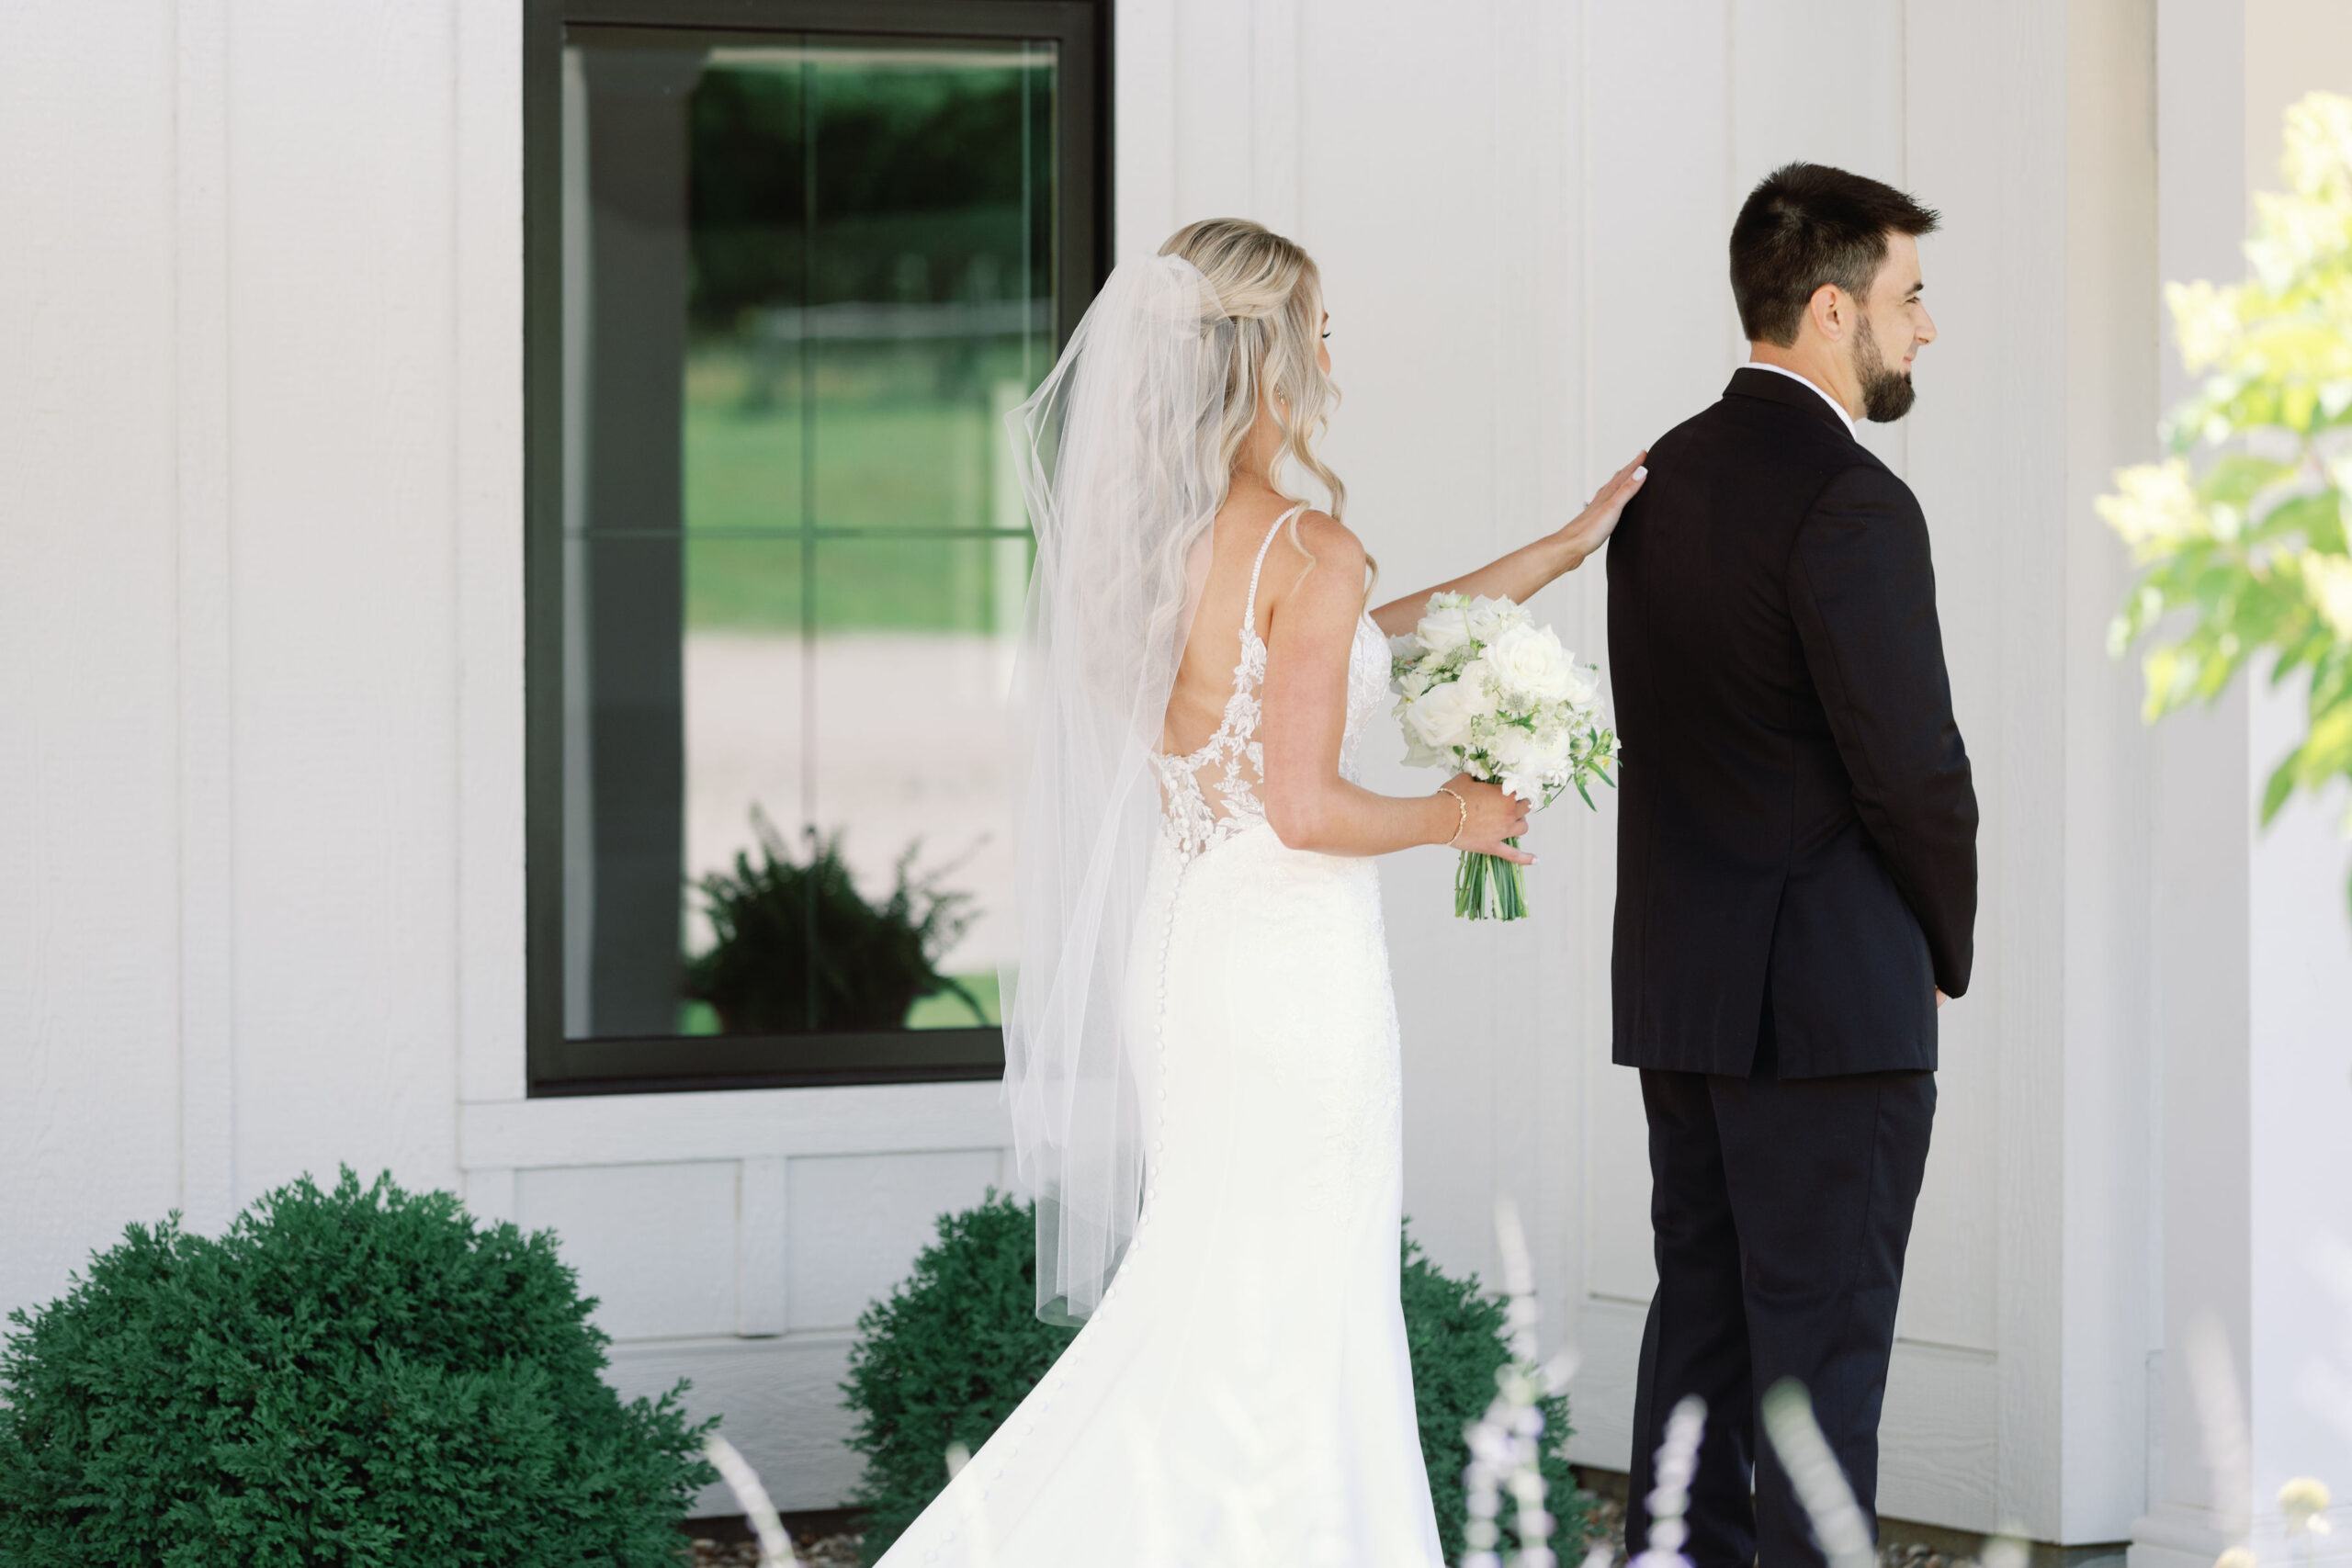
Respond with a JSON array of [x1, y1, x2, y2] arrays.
[[684, 810, 989, 1033]]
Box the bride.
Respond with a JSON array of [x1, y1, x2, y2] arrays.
[[876, 219, 1645, 1567]]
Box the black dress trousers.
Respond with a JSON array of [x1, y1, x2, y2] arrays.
[[1624, 1066, 1935, 1568]]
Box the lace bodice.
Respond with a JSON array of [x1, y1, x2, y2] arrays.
[[1152, 506, 1393, 861]]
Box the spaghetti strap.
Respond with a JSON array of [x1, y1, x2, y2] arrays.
[[1241, 502, 1311, 631], [1150, 501, 1312, 862]]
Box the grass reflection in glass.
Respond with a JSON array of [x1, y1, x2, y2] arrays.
[[683, 340, 1037, 635]]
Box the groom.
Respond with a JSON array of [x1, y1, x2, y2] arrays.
[[1608, 163, 1978, 1566]]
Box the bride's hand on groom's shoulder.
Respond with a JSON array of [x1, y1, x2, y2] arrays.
[[1555, 449, 1650, 569], [1443, 775, 1535, 863]]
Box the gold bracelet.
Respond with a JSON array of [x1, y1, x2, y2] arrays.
[[1437, 786, 1467, 848]]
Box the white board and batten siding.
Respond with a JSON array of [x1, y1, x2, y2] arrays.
[[8, 0, 2352, 1543], [0, 0, 1018, 1513], [1121, 0, 2167, 1543]]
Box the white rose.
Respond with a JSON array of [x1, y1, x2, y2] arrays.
[[1404, 679, 1478, 751], [1413, 604, 1475, 656], [1561, 664, 1600, 707], [1464, 595, 1514, 643], [1483, 623, 1576, 701]]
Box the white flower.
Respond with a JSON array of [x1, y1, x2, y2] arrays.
[[1414, 604, 1475, 656], [1485, 726, 1533, 770], [1527, 725, 1577, 773], [2281, 1476, 2333, 1536], [2166, 280, 2241, 373], [2283, 88, 2352, 199], [1484, 623, 1577, 702], [1405, 679, 1479, 751], [1398, 726, 1449, 770], [1457, 657, 1503, 716], [2303, 549, 2352, 641], [2098, 459, 2208, 560], [1464, 594, 1530, 643]]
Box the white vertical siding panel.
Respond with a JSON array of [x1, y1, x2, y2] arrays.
[[1171, 0, 1255, 224], [1526, 0, 1596, 1356], [1564, 0, 1636, 1436], [1489, 0, 1592, 1339], [1576, 0, 1733, 1323], [1113, 0, 1179, 260], [177, 0, 240, 1238], [2058, 0, 2161, 1541], [1728, 0, 1910, 479], [2145, 0, 2249, 1540], [0, 3, 186, 1319], [1299, 0, 1509, 1285], [226, 0, 461, 1201], [1583, 0, 1733, 464], [1248, 0, 1303, 234], [455, 0, 527, 1105], [1908, 0, 2070, 1537]]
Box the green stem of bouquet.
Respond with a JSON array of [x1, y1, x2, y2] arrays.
[[1455, 840, 1529, 921]]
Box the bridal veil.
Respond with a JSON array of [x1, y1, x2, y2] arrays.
[[999, 254, 1238, 1324]]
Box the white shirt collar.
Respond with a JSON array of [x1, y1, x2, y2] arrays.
[[1746, 358, 1855, 434]]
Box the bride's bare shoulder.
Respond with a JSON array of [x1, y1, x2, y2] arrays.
[[1268, 508, 1365, 594]]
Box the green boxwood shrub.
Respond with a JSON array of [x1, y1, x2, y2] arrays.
[[841, 1192, 1589, 1562], [1400, 1230, 1586, 1562], [842, 1194, 1078, 1556], [0, 1168, 714, 1568]]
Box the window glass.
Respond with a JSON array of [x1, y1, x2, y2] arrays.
[[560, 31, 1054, 1046]]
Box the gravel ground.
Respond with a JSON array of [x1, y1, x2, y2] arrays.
[[685, 1528, 863, 1567], [684, 1495, 1990, 1568], [1582, 1489, 1994, 1568]]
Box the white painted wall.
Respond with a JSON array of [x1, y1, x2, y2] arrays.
[[3, 0, 2346, 1542], [1114, 0, 2181, 1542]]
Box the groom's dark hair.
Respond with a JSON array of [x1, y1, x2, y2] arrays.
[[1731, 163, 1940, 346]]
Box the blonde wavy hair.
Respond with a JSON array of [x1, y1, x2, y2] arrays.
[[1159, 219, 1348, 530]]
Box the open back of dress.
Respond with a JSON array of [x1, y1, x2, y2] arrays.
[[1148, 503, 1305, 860]]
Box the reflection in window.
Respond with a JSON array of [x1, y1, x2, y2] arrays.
[[560, 32, 1055, 1044]]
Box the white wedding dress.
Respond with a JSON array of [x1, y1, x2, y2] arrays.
[[876, 507, 1444, 1568]]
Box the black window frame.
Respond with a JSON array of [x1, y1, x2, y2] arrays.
[[523, 0, 1109, 1097]]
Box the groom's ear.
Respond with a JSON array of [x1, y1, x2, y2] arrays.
[[1806, 282, 1853, 344]]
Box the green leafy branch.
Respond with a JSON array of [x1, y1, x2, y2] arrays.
[[2101, 90, 2352, 906]]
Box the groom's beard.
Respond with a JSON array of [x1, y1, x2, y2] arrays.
[[1852, 315, 1917, 423]]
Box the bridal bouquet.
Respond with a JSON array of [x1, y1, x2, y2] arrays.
[[1392, 592, 1618, 920]]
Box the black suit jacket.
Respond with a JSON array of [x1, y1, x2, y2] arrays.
[[1607, 367, 1977, 1078]]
